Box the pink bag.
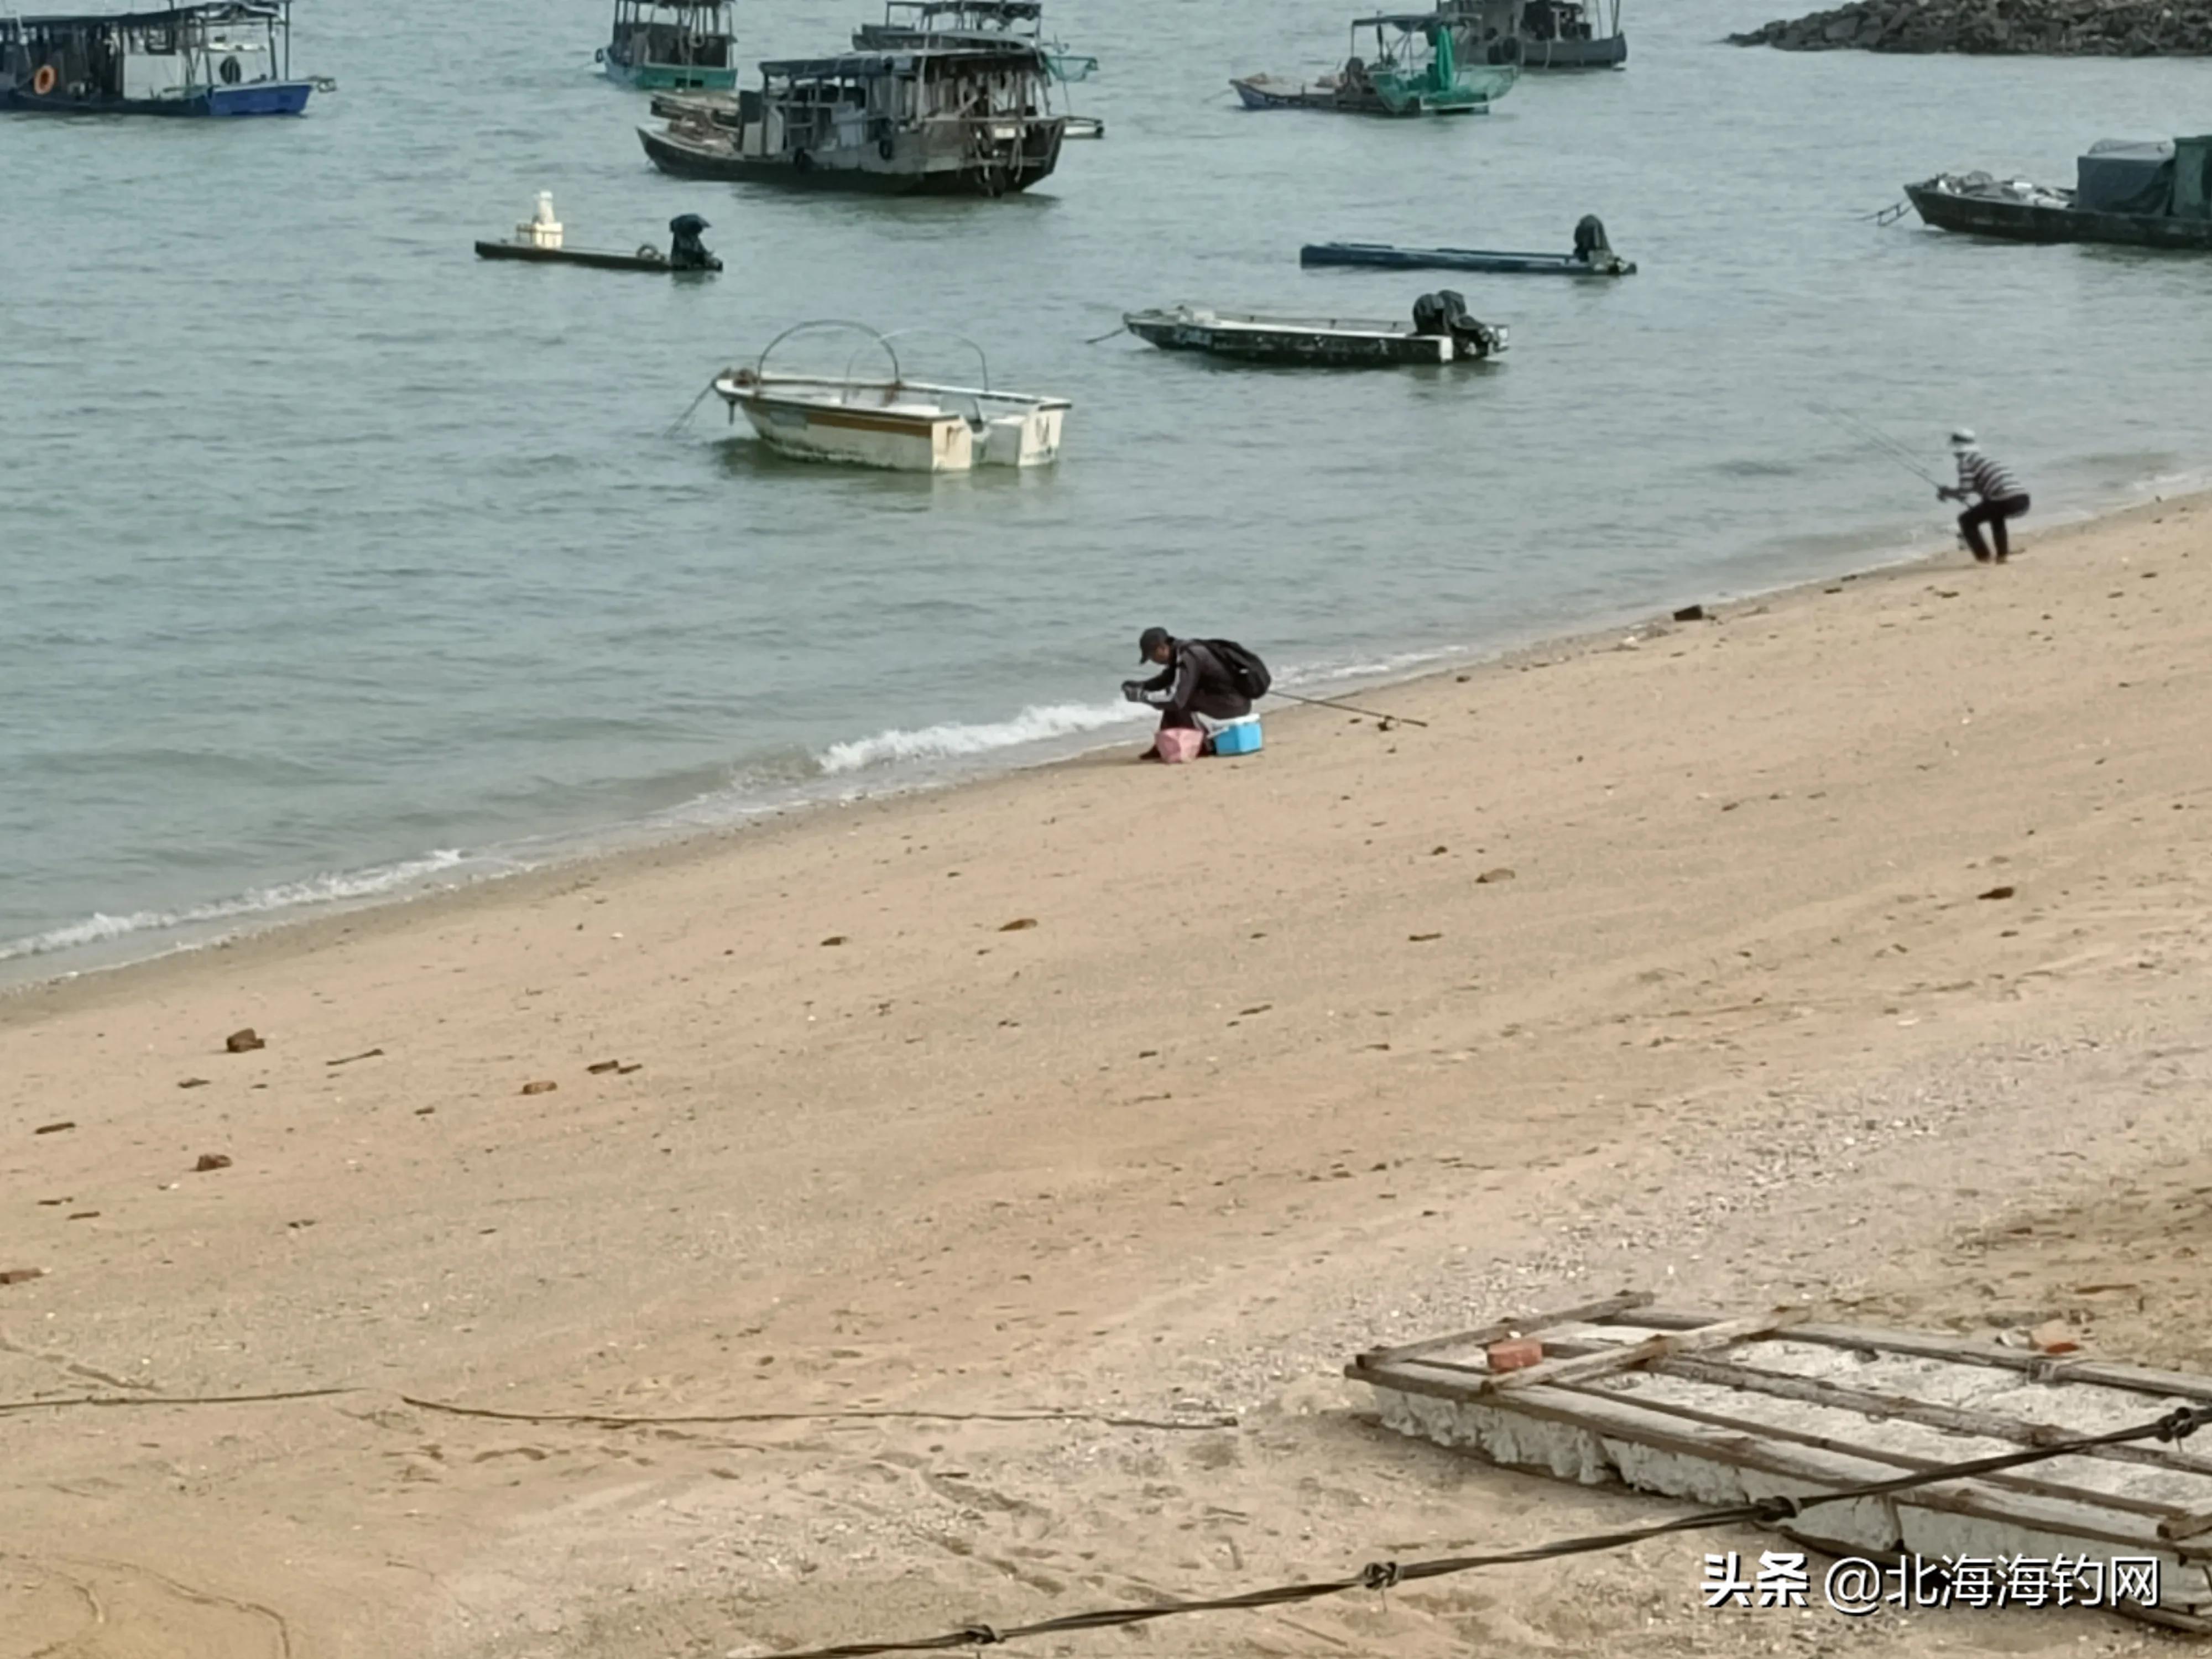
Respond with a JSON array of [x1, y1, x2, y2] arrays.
[[1154, 727, 1204, 764]]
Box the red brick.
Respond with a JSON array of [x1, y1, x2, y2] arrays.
[[1486, 1337, 1545, 1373]]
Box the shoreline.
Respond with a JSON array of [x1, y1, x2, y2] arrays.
[[7, 478, 2212, 1658], [8, 481, 2195, 1009]]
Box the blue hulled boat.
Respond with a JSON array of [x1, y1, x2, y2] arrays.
[[1, 2, 318, 115]]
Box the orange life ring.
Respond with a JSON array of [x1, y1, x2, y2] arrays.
[[32, 63, 58, 95]]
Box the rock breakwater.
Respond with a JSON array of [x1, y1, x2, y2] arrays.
[[1730, 0, 2212, 53]]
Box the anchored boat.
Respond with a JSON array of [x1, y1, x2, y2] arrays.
[[598, 0, 736, 91], [712, 324, 1070, 472], [1124, 294, 1506, 367], [1, 1, 322, 116], [1906, 137, 2212, 249], [1233, 13, 1517, 116], [1303, 216, 1634, 274], [477, 195, 722, 273], [1439, 0, 1626, 69], [641, 45, 1066, 194]]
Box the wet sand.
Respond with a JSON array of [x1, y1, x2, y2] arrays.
[[6, 495, 2212, 1658]]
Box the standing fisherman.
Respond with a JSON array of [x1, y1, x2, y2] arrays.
[[1938, 430, 2031, 564]]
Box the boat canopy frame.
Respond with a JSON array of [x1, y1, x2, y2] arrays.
[[856, 1, 1098, 81], [874, 0, 1042, 39], [1346, 14, 1456, 81], [742, 321, 1038, 426], [757, 43, 1050, 83]]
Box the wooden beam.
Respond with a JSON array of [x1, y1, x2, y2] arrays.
[[1358, 1364, 2192, 1560], [1351, 1290, 1653, 1369], [1632, 1310, 2212, 1403], [1485, 1310, 1805, 1394], [2161, 1508, 2212, 1543], [1552, 1377, 2203, 1524], [1654, 1353, 2212, 1482]]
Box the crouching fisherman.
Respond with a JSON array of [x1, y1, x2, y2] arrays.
[[1938, 430, 2029, 564], [1122, 627, 1268, 758], [668, 213, 721, 272]]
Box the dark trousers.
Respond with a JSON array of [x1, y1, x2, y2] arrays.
[[1959, 493, 2030, 561]]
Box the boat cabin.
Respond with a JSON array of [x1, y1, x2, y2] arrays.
[[1439, 0, 1626, 67], [641, 44, 1067, 192], [853, 2, 1094, 82], [747, 47, 1049, 157], [1343, 14, 1476, 111], [601, 0, 735, 91], [1, 0, 312, 113]]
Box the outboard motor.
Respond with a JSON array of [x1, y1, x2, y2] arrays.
[[1411, 289, 1501, 359], [668, 212, 721, 271], [1572, 214, 1612, 263]]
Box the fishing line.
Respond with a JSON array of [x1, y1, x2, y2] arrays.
[[1814, 403, 1937, 477], [1808, 402, 1943, 486]]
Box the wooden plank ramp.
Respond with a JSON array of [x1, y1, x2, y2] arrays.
[[1347, 1295, 2212, 1632]]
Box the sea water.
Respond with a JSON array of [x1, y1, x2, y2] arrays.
[[3, 0, 2208, 974]]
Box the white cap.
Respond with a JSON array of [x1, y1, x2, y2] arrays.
[[1949, 428, 1977, 450]]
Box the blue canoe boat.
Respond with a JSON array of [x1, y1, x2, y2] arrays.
[[1303, 221, 1635, 275]]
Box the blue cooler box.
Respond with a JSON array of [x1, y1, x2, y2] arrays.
[[1213, 718, 1264, 756]]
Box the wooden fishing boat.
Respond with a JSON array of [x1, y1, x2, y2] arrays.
[[598, 0, 736, 91], [0, 1, 321, 116], [1303, 220, 1634, 274], [711, 324, 1070, 472], [1439, 0, 1627, 69], [1906, 139, 2212, 249], [640, 45, 1066, 194], [1233, 13, 1517, 116], [1124, 298, 1506, 366], [476, 241, 721, 272], [475, 199, 721, 273]]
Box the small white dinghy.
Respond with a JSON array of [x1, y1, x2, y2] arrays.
[[712, 322, 1070, 473]]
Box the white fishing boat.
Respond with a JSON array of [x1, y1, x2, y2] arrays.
[[712, 324, 1070, 473]]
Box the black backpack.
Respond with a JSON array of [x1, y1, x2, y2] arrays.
[[1199, 638, 1272, 700]]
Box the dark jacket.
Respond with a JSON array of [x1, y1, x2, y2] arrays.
[[1136, 639, 1253, 723]]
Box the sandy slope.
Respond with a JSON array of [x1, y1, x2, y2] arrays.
[[5, 497, 2211, 1659]]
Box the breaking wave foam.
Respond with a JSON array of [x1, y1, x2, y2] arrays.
[[817, 701, 1149, 775], [0, 849, 471, 964]]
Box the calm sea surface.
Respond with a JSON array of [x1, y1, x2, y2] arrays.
[[3, 0, 2209, 974]]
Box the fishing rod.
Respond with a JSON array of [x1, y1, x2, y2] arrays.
[[1808, 401, 1945, 487], [1269, 688, 1430, 728]]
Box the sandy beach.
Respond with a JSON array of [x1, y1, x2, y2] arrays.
[[7, 497, 2212, 1659]]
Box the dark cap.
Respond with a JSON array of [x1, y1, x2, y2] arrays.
[[1137, 626, 1171, 662]]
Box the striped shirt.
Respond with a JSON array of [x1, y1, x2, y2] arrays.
[[1956, 450, 2025, 503]]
